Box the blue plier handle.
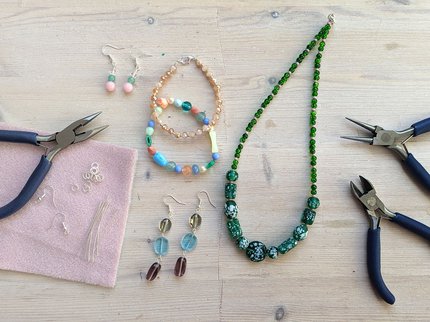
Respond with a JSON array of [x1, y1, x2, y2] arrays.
[[351, 176, 430, 305], [0, 112, 108, 219], [343, 117, 430, 191]]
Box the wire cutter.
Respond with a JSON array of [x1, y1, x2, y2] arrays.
[[350, 175, 430, 305], [0, 112, 108, 219], [342, 117, 430, 191]]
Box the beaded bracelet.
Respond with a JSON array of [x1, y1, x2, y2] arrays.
[[150, 56, 223, 139], [146, 97, 220, 176]]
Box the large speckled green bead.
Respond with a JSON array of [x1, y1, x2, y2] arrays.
[[236, 236, 249, 250], [246, 241, 267, 262], [278, 237, 298, 254], [227, 218, 242, 240], [301, 208, 316, 225], [224, 200, 238, 219], [267, 246, 279, 259], [226, 170, 239, 182], [307, 196, 320, 209], [225, 183, 237, 199], [293, 224, 308, 241]]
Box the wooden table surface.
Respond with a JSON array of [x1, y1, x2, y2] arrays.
[[1, 1, 429, 321]]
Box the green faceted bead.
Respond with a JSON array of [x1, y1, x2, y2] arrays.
[[227, 218, 242, 240], [127, 76, 136, 84], [307, 40, 317, 50], [307, 196, 320, 209], [278, 237, 297, 254], [225, 183, 237, 199], [317, 53, 322, 59], [293, 224, 308, 241], [246, 241, 267, 262], [145, 135, 152, 147], [267, 246, 279, 259], [318, 41, 326, 51], [240, 133, 248, 143], [311, 98, 317, 108], [232, 164, 237, 170], [311, 184, 317, 190], [236, 236, 250, 250], [301, 208, 316, 225], [226, 170, 239, 181], [315, 62, 321, 69], [108, 74, 116, 82], [311, 167, 317, 173], [233, 159, 239, 166], [311, 176, 317, 183], [224, 200, 239, 219], [311, 190, 317, 196]]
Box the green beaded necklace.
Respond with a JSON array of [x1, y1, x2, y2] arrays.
[[224, 15, 334, 262]]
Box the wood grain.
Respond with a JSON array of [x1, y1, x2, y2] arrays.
[[0, 1, 429, 321]]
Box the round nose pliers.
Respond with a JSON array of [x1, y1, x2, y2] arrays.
[[0, 112, 108, 219], [350, 175, 430, 304], [342, 117, 430, 191]]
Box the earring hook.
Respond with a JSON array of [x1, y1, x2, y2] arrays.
[[197, 190, 216, 211], [102, 44, 125, 74], [163, 195, 186, 215]]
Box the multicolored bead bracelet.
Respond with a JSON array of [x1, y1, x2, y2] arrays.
[[224, 15, 334, 262], [146, 97, 220, 176]]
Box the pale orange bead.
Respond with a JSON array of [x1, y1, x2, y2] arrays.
[[147, 147, 156, 155], [156, 97, 168, 109], [182, 165, 192, 176]]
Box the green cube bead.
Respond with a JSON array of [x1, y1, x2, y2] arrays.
[[227, 218, 242, 240], [293, 224, 308, 241], [302, 208, 317, 225], [226, 170, 239, 181], [225, 183, 237, 199], [307, 196, 320, 209], [278, 237, 297, 254]]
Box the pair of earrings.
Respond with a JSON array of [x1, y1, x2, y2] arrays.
[[146, 191, 216, 281], [102, 44, 143, 94]]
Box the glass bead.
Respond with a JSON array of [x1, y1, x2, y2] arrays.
[[108, 74, 116, 82], [225, 183, 237, 199], [192, 164, 200, 175], [240, 133, 248, 143], [145, 135, 152, 147], [174, 98, 183, 108], [307, 196, 320, 209], [301, 208, 316, 225], [267, 246, 279, 259], [189, 213, 202, 230], [175, 165, 182, 173], [236, 236, 249, 250], [311, 98, 317, 108], [246, 241, 267, 262], [181, 101, 192, 112], [166, 161, 176, 172], [127, 76, 136, 84], [153, 152, 168, 167], [182, 165, 192, 176], [148, 120, 155, 128], [293, 224, 308, 241], [224, 200, 238, 219], [159, 218, 172, 233], [196, 112, 206, 122], [226, 170, 239, 181], [203, 118, 210, 125], [180, 233, 198, 252], [146, 262, 161, 281], [317, 53, 322, 59], [206, 160, 216, 169], [278, 237, 297, 254], [227, 218, 242, 240], [174, 257, 187, 277], [153, 236, 169, 256], [212, 153, 220, 160]]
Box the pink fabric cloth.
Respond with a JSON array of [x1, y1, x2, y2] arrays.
[[0, 123, 137, 287]]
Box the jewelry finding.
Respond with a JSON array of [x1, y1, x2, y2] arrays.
[[102, 44, 125, 92], [85, 200, 110, 262], [47, 212, 70, 236]]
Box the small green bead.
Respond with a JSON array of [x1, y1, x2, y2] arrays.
[[127, 76, 136, 84], [283, 73, 290, 80], [224, 200, 239, 219], [315, 62, 321, 69], [301, 208, 316, 225], [310, 127, 317, 137], [317, 53, 322, 59], [246, 125, 252, 132], [108, 74, 116, 82], [307, 40, 317, 50], [233, 159, 239, 166], [267, 246, 279, 259], [225, 183, 237, 199], [311, 98, 317, 108], [289, 63, 297, 73], [226, 170, 239, 181], [293, 224, 308, 241], [311, 183, 317, 190], [206, 160, 216, 169], [311, 167, 317, 173], [236, 236, 249, 250], [318, 41, 326, 51], [311, 190, 317, 196], [251, 119, 257, 126], [227, 218, 242, 240], [311, 176, 317, 183], [278, 237, 297, 254], [240, 133, 248, 143], [232, 164, 237, 170], [307, 196, 320, 209], [312, 90, 318, 97], [267, 94, 273, 101], [235, 152, 241, 158], [145, 135, 152, 147]]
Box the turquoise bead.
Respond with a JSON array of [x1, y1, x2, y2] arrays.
[[182, 101, 192, 112], [307, 196, 320, 209], [224, 200, 238, 219], [246, 241, 267, 262], [165, 161, 176, 172], [174, 98, 183, 107], [180, 233, 198, 252], [153, 236, 169, 256], [153, 152, 168, 167], [293, 224, 308, 241], [196, 112, 206, 122]]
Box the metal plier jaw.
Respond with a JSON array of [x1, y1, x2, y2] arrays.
[[350, 176, 395, 229]]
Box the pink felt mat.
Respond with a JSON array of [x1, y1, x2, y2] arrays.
[[0, 123, 137, 287]]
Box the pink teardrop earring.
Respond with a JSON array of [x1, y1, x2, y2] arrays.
[[102, 44, 125, 93], [123, 56, 141, 94]]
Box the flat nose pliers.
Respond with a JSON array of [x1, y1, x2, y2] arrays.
[[342, 117, 430, 191], [350, 175, 430, 304], [0, 112, 108, 219]]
